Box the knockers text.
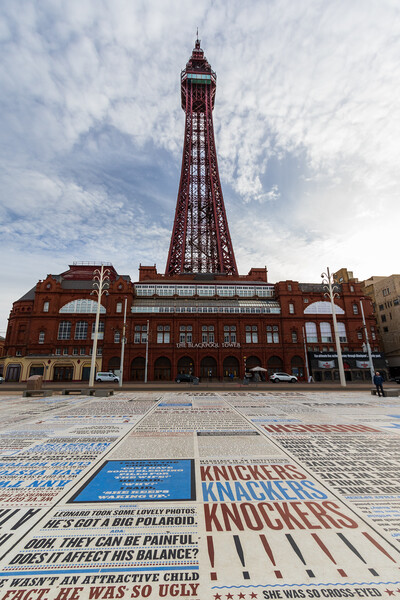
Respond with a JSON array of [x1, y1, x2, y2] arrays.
[[201, 464, 358, 532]]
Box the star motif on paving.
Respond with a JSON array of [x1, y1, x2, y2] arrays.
[[213, 594, 222, 600], [225, 594, 234, 599], [385, 590, 395, 596], [250, 593, 258, 599], [238, 594, 246, 599]]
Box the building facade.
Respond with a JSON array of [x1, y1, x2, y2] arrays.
[[361, 274, 400, 377], [0, 262, 384, 383]]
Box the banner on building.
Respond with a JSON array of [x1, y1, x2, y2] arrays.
[[356, 360, 371, 369], [318, 360, 335, 368]]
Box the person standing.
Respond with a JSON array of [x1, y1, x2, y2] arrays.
[[373, 371, 384, 397]]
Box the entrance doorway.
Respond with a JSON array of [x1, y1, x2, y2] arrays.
[[53, 366, 73, 382], [200, 356, 217, 380], [177, 356, 195, 377], [154, 357, 171, 381], [131, 357, 145, 381], [223, 356, 239, 380], [291, 356, 304, 380], [5, 364, 21, 382]]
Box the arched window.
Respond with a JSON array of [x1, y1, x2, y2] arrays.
[[320, 322, 332, 343], [59, 299, 106, 313], [304, 301, 344, 314], [58, 321, 71, 340], [305, 322, 318, 343], [337, 322, 347, 342]]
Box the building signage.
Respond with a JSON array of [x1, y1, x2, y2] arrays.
[[311, 352, 383, 359], [176, 342, 241, 349]]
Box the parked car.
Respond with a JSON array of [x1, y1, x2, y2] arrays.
[[96, 372, 119, 383], [0, 376, 4, 384], [390, 377, 400, 384], [270, 372, 298, 383], [175, 373, 199, 383]]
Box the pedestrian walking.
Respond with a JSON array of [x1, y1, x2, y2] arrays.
[[373, 371, 384, 397]]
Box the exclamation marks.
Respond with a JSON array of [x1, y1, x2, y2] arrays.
[[362, 531, 397, 563], [337, 533, 379, 577], [233, 535, 250, 579], [286, 534, 315, 578], [207, 536, 217, 581], [260, 534, 282, 578], [311, 533, 347, 578]]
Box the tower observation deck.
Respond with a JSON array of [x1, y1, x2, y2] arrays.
[[165, 38, 238, 276]]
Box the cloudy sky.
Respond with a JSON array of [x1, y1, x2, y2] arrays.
[[0, 0, 399, 334]]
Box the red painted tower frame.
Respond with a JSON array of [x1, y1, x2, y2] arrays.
[[165, 38, 238, 276]]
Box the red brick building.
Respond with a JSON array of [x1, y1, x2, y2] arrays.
[[0, 262, 385, 383]]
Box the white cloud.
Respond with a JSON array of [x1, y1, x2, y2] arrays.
[[0, 0, 399, 332]]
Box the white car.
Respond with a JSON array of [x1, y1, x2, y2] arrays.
[[96, 372, 119, 383], [0, 376, 4, 384], [270, 372, 298, 383]]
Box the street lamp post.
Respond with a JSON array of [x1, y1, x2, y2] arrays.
[[119, 297, 128, 388], [321, 267, 346, 387], [360, 298, 375, 382], [302, 326, 310, 381], [144, 320, 149, 383], [89, 265, 110, 388]]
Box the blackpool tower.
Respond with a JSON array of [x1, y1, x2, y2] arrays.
[[165, 37, 238, 276]]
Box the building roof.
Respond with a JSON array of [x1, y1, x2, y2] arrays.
[[17, 286, 36, 302]]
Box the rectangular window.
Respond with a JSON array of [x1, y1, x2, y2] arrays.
[[75, 321, 88, 340], [352, 304, 359, 314], [63, 348, 69, 355], [92, 321, 104, 340], [116, 302, 122, 313], [73, 348, 78, 355], [197, 286, 215, 296], [55, 348, 61, 356], [58, 321, 71, 340], [289, 303, 294, 314], [381, 315, 387, 322], [157, 325, 170, 343], [224, 325, 236, 344], [80, 347, 86, 355], [179, 325, 193, 344], [291, 331, 297, 343], [43, 301, 49, 312], [357, 332, 363, 339], [383, 287, 390, 296], [217, 286, 235, 297], [266, 325, 279, 343], [38, 331, 45, 344], [246, 325, 258, 343]]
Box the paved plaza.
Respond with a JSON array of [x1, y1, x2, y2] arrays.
[[0, 389, 399, 600]]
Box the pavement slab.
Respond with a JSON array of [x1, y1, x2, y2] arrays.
[[0, 390, 399, 600]]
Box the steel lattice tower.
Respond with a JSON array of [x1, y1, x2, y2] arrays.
[[165, 38, 238, 276]]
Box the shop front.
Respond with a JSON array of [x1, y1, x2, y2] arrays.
[[309, 352, 387, 382]]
